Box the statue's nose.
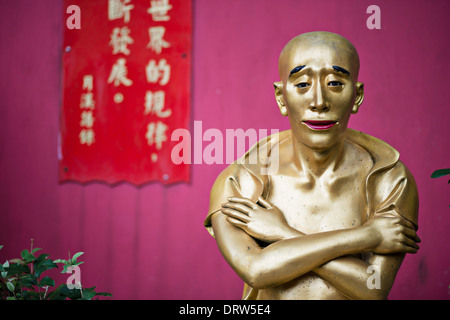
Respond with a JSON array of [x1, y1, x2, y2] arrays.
[[309, 84, 330, 112]]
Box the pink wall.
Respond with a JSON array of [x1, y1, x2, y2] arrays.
[[0, 0, 449, 299]]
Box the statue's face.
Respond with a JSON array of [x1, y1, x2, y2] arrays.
[[279, 34, 361, 151]]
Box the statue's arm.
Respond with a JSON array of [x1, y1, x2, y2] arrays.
[[239, 216, 408, 300], [317, 161, 420, 299], [217, 197, 419, 292], [313, 252, 405, 299], [237, 220, 407, 300], [212, 209, 389, 290]]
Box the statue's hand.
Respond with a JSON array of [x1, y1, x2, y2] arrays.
[[362, 210, 420, 254], [221, 196, 298, 243]]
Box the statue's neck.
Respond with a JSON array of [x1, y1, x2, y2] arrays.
[[291, 137, 346, 178]]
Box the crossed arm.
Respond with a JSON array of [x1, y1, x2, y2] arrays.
[[211, 196, 420, 300]]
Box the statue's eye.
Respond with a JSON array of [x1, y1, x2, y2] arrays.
[[328, 81, 343, 87], [295, 82, 310, 88]]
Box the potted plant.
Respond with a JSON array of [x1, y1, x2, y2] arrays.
[[0, 240, 112, 300]]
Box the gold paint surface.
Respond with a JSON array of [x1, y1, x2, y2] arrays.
[[205, 32, 419, 300]]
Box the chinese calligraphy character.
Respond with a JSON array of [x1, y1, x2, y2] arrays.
[[113, 92, 124, 104], [146, 59, 170, 85], [147, 26, 170, 54], [80, 92, 95, 109], [80, 111, 95, 128], [146, 121, 168, 150], [79, 129, 95, 146], [144, 90, 172, 118], [108, 0, 134, 23], [108, 58, 133, 87], [82, 75, 94, 91], [110, 27, 134, 56], [147, 0, 172, 21]]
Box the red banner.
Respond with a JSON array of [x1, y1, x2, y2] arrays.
[[59, 0, 192, 185]]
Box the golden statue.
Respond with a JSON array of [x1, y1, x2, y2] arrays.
[[204, 31, 420, 300]]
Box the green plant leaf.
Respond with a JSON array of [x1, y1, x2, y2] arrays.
[[80, 288, 96, 300], [52, 259, 67, 264], [431, 168, 450, 178], [45, 284, 67, 300], [20, 274, 37, 288], [95, 291, 112, 297], [72, 252, 84, 260], [6, 262, 30, 276], [80, 286, 112, 300], [0, 245, 3, 250], [35, 253, 50, 262], [1, 245, 111, 300], [20, 249, 36, 263], [20, 249, 30, 259], [6, 281, 15, 293], [34, 259, 58, 278], [38, 276, 55, 287], [31, 248, 42, 254], [22, 290, 41, 300], [59, 284, 82, 300], [61, 264, 69, 274], [9, 258, 25, 264]]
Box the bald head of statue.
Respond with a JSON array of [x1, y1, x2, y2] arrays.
[[278, 31, 361, 83], [274, 31, 365, 150]]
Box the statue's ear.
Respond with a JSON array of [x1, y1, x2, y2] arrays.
[[274, 81, 288, 116], [352, 82, 364, 114]]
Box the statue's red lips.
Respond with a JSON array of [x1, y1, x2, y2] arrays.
[[303, 120, 337, 130]]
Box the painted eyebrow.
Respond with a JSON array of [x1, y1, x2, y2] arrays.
[[332, 66, 350, 76], [289, 65, 306, 77]]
